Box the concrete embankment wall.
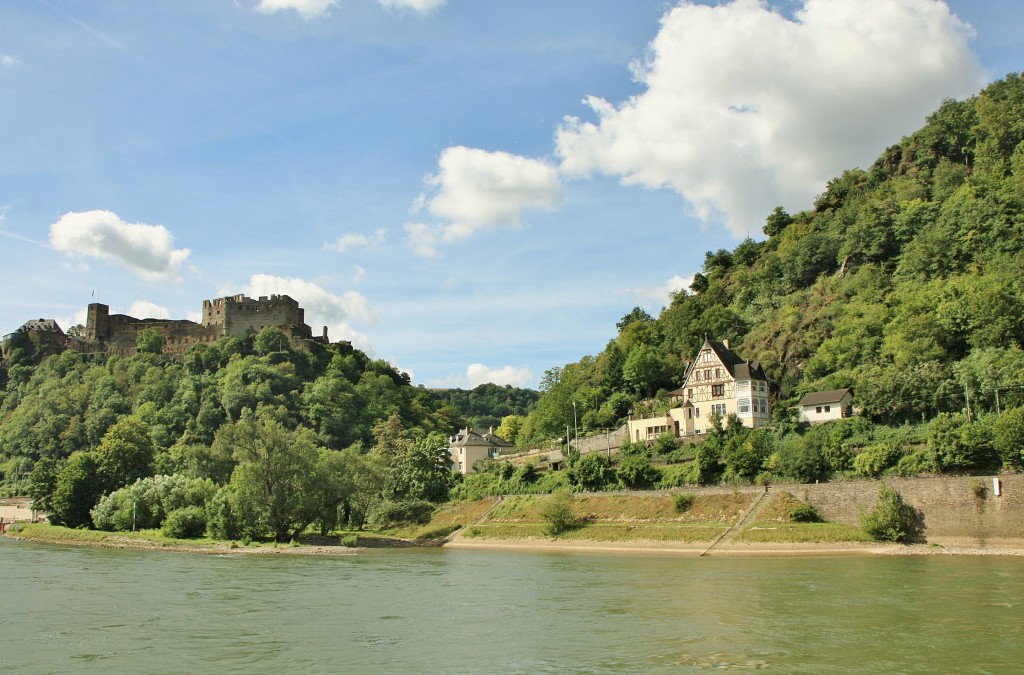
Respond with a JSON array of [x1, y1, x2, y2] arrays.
[[651, 475, 1024, 544]]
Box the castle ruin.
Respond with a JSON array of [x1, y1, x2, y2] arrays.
[[2, 294, 329, 363]]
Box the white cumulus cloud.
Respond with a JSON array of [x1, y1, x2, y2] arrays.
[[127, 301, 171, 319], [556, 0, 986, 236], [1, 55, 20, 67], [326, 228, 387, 253], [466, 363, 534, 388], [378, 0, 446, 15], [231, 274, 374, 349], [628, 274, 693, 311], [406, 146, 564, 256], [255, 0, 337, 19], [256, 0, 444, 19], [49, 210, 191, 280]]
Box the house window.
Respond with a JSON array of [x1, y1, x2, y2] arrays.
[[824, 406, 831, 413], [702, 351, 711, 362], [738, 398, 750, 413], [715, 368, 721, 379], [712, 384, 724, 398], [695, 371, 702, 382], [736, 380, 749, 391], [688, 388, 693, 398], [816, 406, 822, 413]]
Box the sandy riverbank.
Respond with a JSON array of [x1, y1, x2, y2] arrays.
[[7, 529, 1024, 558], [444, 535, 1024, 557]]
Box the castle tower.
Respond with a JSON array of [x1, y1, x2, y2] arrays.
[[85, 303, 110, 342]]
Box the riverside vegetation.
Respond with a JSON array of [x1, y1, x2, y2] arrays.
[[4, 73, 1024, 548]]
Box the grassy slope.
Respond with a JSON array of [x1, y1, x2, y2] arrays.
[[441, 491, 876, 544]]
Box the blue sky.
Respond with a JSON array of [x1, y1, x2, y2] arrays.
[[1, 0, 1021, 389]]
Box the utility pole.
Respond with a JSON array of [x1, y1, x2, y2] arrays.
[[573, 401, 578, 453]]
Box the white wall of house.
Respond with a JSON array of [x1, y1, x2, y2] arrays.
[[798, 393, 854, 425]]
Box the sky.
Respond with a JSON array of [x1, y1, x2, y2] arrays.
[[1, 0, 1022, 390]]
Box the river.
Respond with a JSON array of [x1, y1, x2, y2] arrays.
[[1, 537, 1021, 673]]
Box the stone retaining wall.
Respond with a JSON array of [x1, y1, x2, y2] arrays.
[[642, 475, 1024, 543]]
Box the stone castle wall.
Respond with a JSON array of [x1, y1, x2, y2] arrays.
[[82, 294, 320, 360]]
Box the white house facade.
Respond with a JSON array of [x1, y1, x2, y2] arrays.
[[797, 388, 854, 425], [628, 338, 772, 442]]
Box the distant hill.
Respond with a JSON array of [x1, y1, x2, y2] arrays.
[[424, 383, 539, 431]]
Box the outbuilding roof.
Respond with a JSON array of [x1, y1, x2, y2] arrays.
[[798, 388, 853, 407]]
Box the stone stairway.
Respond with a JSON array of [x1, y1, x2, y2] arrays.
[[700, 488, 773, 556]]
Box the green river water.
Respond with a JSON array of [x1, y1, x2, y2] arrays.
[[1, 536, 1022, 673]]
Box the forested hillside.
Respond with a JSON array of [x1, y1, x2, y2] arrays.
[[0, 326, 538, 537], [507, 73, 1024, 449]]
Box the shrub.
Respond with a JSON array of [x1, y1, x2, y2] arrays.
[[540, 489, 577, 536], [928, 412, 999, 472], [367, 499, 435, 529], [861, 483, 920, 543], [536, 470, 571, 493], [852, 443, 904, 477], [658, 462, 699, 488], [773, 436, 830, 483], [162, 506, 207, 539], [206, 486, 241, 540], [992, 406, 1024, 468], [673, 493, 696, 513], [512, 463, 538, 485], [891, 450, 938, 477], [569, 453, 615, 491], [92, 474, 217, 532], [341, 534, 358, 547], [788, 502, 821, 523], [616, 454, 661, 490]]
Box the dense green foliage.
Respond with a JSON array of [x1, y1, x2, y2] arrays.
[[0, 329, 520, 539]]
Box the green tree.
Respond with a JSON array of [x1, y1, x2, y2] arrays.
[[136, 328, 165, 355], [763, 206, 793, 238], [50, 452, 102, 528], [26, 457, 63, 512], [253, 327, 291, 356], [94, 417, 155, 492], [227, 416, 322, 542], [390, 433, 455, 503]]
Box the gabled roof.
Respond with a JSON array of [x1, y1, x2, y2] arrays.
[[449, 427, 514, 449], [18, 318, 64, 334], [683, 337, 768, 383], [798, 388, 853, 407]]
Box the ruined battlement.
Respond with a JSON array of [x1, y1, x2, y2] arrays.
[[201, 294, 307, 338]]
